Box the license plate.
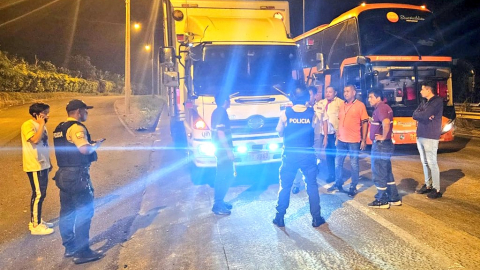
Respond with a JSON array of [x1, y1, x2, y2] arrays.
[[249, 151, 269, 161]]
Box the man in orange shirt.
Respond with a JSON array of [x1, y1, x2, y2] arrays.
[[327, 85, 368, 197]]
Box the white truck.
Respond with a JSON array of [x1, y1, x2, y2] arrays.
[[158, 0, 303, 170]]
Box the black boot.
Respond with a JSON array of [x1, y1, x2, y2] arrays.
[[272, 213, 285, 227], [312, 216, 325, 227]]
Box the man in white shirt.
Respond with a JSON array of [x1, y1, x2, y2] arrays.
[[315, 86, 343, 183], [21, 103, 54, 235]]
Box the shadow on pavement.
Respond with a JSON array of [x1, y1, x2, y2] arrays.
[[91, 206, 165, 254]]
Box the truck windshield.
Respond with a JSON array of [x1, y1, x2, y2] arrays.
[[193, 45, 299, 96], [358, 9, 446, 56]]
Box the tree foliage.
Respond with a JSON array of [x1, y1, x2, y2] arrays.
[[0, 50, 124, 94]]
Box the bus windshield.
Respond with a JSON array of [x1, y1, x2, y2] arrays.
[[193, 45, 299, 96], [358, 8, 445, 56]]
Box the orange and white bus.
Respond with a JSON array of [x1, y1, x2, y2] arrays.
[[294, 3, 455, 144]]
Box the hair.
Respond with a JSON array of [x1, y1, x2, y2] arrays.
[[291, 86, 309, 105], [368, 88, 384, 100], [344, 84, 356, 91], [421, 81, 437, 95], [29, 102, 50, 117], [214, 93, 229, 106], [325, 85, 336, 92], [307, 85, 318, 94]]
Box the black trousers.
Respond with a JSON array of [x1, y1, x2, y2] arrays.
[[276, 149, 321, 219], [26, 169, 49, 226], [54, 167, 94, 252]]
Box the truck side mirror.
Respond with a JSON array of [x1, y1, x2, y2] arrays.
[[160, 47, 176, 67], [316, 53, 324, 71], [163, 71, 179, 87]]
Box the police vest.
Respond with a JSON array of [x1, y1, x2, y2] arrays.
[[53, 121, 97, 167], [283, 107, 315, 149]]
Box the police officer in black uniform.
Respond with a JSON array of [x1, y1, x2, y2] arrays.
[[53, 99, 105, 264], [273, 87, 325, 227]]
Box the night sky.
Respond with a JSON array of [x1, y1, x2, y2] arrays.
[[0, 0, 479, 84]]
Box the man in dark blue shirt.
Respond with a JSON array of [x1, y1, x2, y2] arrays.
[[211, 94, 235, 215], [413, 81, 444, 199], [273, 87, 324, 228]]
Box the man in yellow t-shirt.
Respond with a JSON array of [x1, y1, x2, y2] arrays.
[[21, 103, 55, 235]]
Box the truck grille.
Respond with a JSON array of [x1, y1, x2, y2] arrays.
[[230, 117, 279, 135]]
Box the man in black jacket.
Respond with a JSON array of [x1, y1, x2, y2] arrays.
[[53, 99, 105, 264], [413, 81, 444, 199]]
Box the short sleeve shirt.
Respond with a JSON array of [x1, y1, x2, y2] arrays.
[[65, 117, 90, 148], [338, 99, 369, 143], [21, 119, 51, 172], [370, 103, 393, 141], [211, 107, 233, 148], [314, 97, 343, 135]]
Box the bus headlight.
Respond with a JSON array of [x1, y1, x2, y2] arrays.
[[198, 143, 216, 156], [441, 119, 455, 134]]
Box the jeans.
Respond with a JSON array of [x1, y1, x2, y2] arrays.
[[214, 154, 234, 206], [416, 137, 440, 191], [371, 140, 400, 202], [55, 167, 94, 252], [335, 140, 360, 188], [320, 133, 336, 181], [276, 149, 321, 219]]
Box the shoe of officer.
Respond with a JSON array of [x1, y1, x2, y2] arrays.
[[223, 201, 233, 210], [292, 186, 300, 194], [327, 184, 345, 193], [272, 213, 285, 227], [212, 204, 231, 215], [64, 246, 77, 258], [348, 186, 358, 197], [73, 249, 104, 264], [312, 216, 326, 227]]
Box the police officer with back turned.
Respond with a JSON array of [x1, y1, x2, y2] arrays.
[[53, 99, 105, 264], [273, 87, 325, 228]]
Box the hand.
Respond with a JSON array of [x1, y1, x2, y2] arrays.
[[374, 134, 384, 141], [360, 140, 367, 150], [429, 115, 435, 120], [36, 114, 46, 125]]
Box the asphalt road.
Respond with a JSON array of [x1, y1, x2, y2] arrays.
[[1, 99, 479, 269]]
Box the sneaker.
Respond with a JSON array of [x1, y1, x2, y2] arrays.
[[30, 223, 54, 235], [292, 186, 300, 194], [426, 189, 442, 199], [347, 187, 358, 197], [368, 200, 390, 209], [272, 214, 285, 227], [212, 204, 231, 215], [29, 219, 54, 230], [389, 200, 402, 206], [416, 184, 432, 194], [73, 249, 104, 264], [312, 217, 325, 227], [327, 184, 345, 193]]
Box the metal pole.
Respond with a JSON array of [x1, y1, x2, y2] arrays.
[[302, 0, 305, 33], [125, 0, 131, 114]]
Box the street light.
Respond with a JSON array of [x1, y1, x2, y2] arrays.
[[134, 22, 141, 30], [125, 0, 131, 114]]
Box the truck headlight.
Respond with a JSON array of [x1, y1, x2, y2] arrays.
[[198, 143, 216, 156], [236, 145, 248, 154], [268, 143, 279, 151], [441, 119, 455, 134]]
